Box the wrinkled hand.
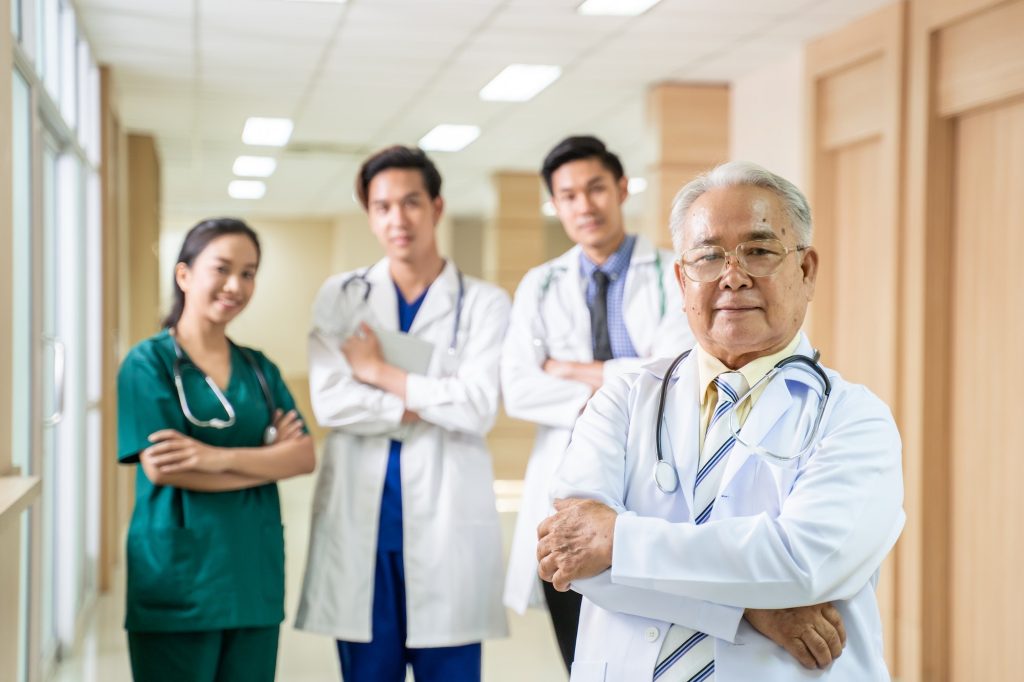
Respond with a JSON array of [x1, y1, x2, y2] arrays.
[[143, 430, 227, 474], [270, 409, 305, 444], [537, 498, 617, 591], [744, 603, 847, 669], [342, 322, 385, 384]]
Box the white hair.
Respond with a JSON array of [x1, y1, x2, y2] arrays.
[[668, 161, 812, 255]]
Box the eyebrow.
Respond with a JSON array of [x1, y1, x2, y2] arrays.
[[692, 228, 778, 247], [370, 190, 425, 207], [555, 174, 607, 194], [214, 257, 258, 269]]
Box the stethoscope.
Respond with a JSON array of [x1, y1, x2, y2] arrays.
[[653, 348, 833, 494], [171, 338, 279, 445], [531, 251, 666, 351], [341, 264, 466, 355]]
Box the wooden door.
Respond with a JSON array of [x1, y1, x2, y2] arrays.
[[904, 0, 1024, 679], [804, 3, 906, 675]]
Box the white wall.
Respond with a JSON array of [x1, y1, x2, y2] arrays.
[[730, 48, 807, 191]]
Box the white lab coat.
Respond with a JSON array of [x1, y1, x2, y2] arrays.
[[551, 334, 905, 681], [295, 259, 511, 646], [502, 235, 694, 613]]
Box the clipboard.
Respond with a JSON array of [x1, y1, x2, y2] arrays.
[[369, 325, 435, 375]]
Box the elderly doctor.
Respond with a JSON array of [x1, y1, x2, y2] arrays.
[[296, 146, 510, 681], [537, 161, 905, 681]]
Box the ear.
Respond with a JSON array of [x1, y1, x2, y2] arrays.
[[800, 246, 819, 300], [174, 262, 191, 293], [674, 259, 688, 300], [617, 175, 629, 206], [432, 195, 445, 223]]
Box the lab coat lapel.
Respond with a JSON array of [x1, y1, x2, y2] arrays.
[[621, 235, 659, 353], [553, 246, 591, 359], [365, 259, 398, 332], [718, 375, 793, 495], [661, 353, 700, 515], [407, 260, 457, 338]]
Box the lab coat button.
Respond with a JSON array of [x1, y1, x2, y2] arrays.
[[644, 627, 660, 642]]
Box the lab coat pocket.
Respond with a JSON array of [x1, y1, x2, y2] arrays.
[[126, 526, 198, 609], [569, 660, 607, 682], [753, 458, 802, 515]]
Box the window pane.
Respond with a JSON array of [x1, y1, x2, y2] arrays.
[[12, 0, 21, 42], [12, 68, 33, 682], [58, 0, 76, 127]]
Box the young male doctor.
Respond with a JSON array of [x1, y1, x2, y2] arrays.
[[537, 161, 905, 681], [501, 135, 694, 671], [296, 146, 510, 681]]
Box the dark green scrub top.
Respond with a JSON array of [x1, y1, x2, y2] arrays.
[[117, 329, 303, 633]]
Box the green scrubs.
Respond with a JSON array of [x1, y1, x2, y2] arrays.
[[117, 329, 303, 681]]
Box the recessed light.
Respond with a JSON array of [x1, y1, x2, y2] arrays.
[[418, 124, 481, 152], [542, 201, 557, 217], [241, 117, 294, 147], [577, 0, 663, 17], [228, 180, 266, 199], [628, 177, 648, 194], [479, 64, 562, 102], [233, 156, 277, 178]]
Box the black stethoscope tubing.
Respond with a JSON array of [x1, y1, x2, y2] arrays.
[[654, 348, 832, 494]]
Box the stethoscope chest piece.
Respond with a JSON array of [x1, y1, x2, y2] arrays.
[[654, 460, 680, 494]]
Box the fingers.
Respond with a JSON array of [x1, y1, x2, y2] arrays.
[[537, 553, 558, 582], [783, 639, 819, 670], [147, 429, 184, 443], [822, 603, 847, 648], [800, 627, 834, 669], [537, 516, 554, 542], [551, 569, 572, 592]]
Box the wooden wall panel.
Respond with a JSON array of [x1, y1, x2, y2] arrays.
[[820, 58, 886, 149], [936, 0, 1024, 117], [949, 92, 1024, 682]]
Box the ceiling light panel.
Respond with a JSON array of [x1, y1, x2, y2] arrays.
[[479, 64, 562, 102], [577, 0, 663, 17], [233, 156, 277, 178], [418, 124, 481, 152], [228, 180, 267, 199], [628, 177, 648, 193], [241, 117, 294, 147]]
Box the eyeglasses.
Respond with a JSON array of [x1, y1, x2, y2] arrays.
[[680, 239, 809, 283]]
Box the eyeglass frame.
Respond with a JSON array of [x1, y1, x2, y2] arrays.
[[678, 238, 811, 283]]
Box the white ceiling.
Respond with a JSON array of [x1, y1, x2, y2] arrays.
[[76, 0, 893, 219]]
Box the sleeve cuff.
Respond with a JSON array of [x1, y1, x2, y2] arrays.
[[403, 373, 433, 412]]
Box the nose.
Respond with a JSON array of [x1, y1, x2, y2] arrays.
[[719, 252, 751, 289]]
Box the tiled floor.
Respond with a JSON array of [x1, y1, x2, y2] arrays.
[[50, 475, 565, 681]]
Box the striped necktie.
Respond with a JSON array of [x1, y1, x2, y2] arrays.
[[652, 371, 748, 682]]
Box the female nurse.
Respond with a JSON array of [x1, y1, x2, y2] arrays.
[[117, 217, 315, 681]]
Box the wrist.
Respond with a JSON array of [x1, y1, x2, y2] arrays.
[[211, 447, 233, 473]]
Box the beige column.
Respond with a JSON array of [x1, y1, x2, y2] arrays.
[[644, 83, 730, 249], [487, 171, 545, 296], [486, 172, 544, 481], [126, 134, 163, 346]]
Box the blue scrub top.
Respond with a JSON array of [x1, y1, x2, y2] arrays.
[[377, 282, 430, 552]]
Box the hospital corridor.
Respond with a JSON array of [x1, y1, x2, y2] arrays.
[[2, 0, 1023, 681]]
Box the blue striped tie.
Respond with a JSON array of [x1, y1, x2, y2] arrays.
[[652, 372, 748, 682]]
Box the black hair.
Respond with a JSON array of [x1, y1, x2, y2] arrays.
[[356, 145, 443, 209], [162, 217, 262, 329], [540, 135, 625, 194]]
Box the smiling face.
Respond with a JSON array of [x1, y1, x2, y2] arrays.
[[550, 157, 629, 262], [176, 233, 259, 329], [366, 167, 443, 265], [675, 184, 818, 368]]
